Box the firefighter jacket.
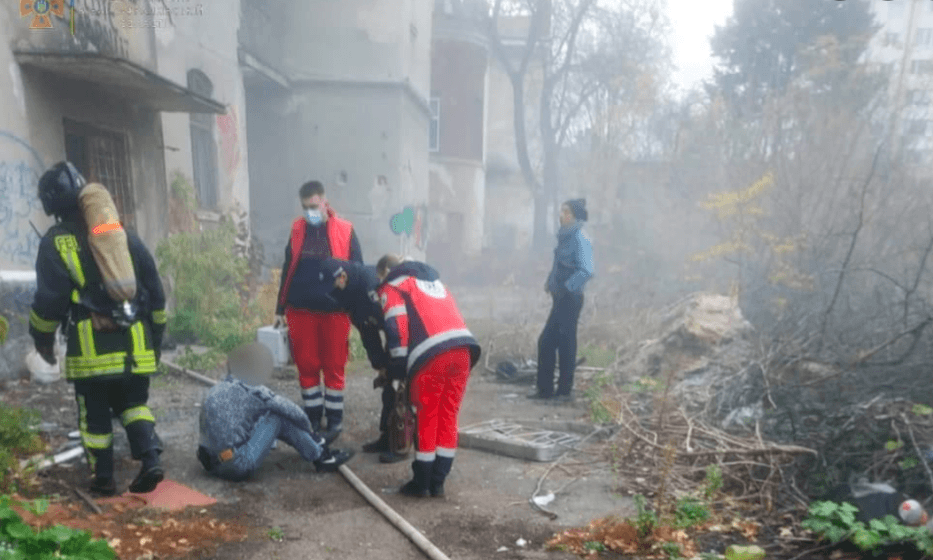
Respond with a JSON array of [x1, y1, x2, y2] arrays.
[[276, 205, 362, 314], [29, 219, 167, 381], [378, 261, 481, 380], [329, 261, 387, 370]]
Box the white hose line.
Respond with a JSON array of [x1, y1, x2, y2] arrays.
[[338, 464, 452, 560], [161, 358, 453, 560]]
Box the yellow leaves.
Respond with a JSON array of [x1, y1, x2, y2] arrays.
[[690, 240, 751, 262], [700, 172, 775, 220]]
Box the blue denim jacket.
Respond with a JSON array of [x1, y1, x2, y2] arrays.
[[546, 222, 595, 295]]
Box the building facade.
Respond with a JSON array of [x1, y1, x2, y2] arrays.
[[0, 0, 239, 378], [426, 0, 488, 276], [240, 0, 434, 265]]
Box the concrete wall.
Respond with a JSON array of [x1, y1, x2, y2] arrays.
[[242, 0, 433, 267], [155, 0, 249, 217], [5, 0, 158, 68], [427, 12, 488, 275], [484, 48, 543, 253]]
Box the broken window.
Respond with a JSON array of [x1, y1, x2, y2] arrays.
[[429, 97, 440, 153], [64, 119, 135, 230], [187, 69, 219, 210]]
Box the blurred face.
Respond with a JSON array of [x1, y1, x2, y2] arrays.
[[334, 271, 348, 290], [559, 204, 575, 227]]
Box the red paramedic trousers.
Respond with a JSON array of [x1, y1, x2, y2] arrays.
[[410, 347, 472, 454]]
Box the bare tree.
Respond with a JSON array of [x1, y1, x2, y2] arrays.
[[484, 0, 669, 249]]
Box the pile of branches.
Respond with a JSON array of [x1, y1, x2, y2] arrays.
[[605, 392, 817, 513]]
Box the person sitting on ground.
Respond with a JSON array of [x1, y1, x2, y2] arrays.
[[320, 254, 408, 464], [196, 342, 353, 481]]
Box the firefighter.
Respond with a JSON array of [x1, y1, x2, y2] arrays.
[[273, 180, 363, 445], [29, 162, 166, 496], [377, 255, 481, 497], [320, 255, 407, 463]]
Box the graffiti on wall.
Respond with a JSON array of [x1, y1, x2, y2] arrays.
[[216, 106, 242, 183], [389, 204, 428, 252], [0, 132, 45, 266]]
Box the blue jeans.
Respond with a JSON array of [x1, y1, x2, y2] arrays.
[[213, 413, 323, 481]]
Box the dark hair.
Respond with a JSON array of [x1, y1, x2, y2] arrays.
[[564, 198, 588, 222], [377, 253, 402, 276], [299, 180, 325, 199]]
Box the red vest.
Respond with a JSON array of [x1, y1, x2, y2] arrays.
[[378, 268, 481, 376], [279, 207, 353, 307]]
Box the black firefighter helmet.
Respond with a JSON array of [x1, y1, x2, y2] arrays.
[[38, 161, 86, 218]]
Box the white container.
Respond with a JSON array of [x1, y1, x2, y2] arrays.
[[257, 326, 291, 368]]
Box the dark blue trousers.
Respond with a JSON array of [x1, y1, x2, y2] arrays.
[[536, 292, 584, 397]]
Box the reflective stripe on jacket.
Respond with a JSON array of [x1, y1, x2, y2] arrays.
[[29, 221, 166, 381], [378, 261, 480, 378]]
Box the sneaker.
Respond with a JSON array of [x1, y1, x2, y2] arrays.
[[89, 477, 116, 497], [378, 451, 409, 464], [128, 465, 164, 494], [314, 448, 354, 473]]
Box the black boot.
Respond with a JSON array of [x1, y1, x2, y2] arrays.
[[125, 421, 164, 494], [430, 455, 454, 498], [363, 432, 390, 453], [87, 447, 116, 497], [399, 459, 432, 497], [323, 407, 343, 445], [305, 406, 323, 434], [378, 450, 409, 464]]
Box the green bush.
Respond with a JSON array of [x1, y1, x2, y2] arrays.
[[156, 219, 261, 353], [0, 495, 115, 559], [802, 500, 933, 555], [674, 497, 710, 529], [584, 372, 614, 424], [0, 405, 45, 492]]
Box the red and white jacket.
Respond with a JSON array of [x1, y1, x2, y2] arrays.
[[378, 261, 481, 378]]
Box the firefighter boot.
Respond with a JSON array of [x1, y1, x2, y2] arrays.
[[430, 455, 454, 498], [87, 447, 117, 497], [399, 459, 432, 497], [125, 421, 165, 493]]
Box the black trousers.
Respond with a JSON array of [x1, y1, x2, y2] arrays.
[[536, 292, 584, 397], [74, 376, 158, 478], [379, 382, 397, 433]]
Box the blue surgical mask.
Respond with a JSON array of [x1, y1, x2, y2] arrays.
[[305, 208, 323, 226]]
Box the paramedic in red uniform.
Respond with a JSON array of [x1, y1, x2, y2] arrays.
[[377, 255, 481, 497], [274, 180, 363, 444]]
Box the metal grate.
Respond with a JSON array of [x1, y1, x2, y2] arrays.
[[63, 119, 135, 230], [458, 419, 582, 462], [88, 133, 134, 229]]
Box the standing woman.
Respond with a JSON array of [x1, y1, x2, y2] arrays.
[[529, 198, 595, 402]]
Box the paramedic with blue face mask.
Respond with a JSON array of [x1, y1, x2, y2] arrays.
[[273, 180, 363, 445]]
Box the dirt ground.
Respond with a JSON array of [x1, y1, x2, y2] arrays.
[[1, 323, 634, 560]]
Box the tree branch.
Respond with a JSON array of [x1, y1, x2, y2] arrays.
[[820, 143, 883, 344]]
